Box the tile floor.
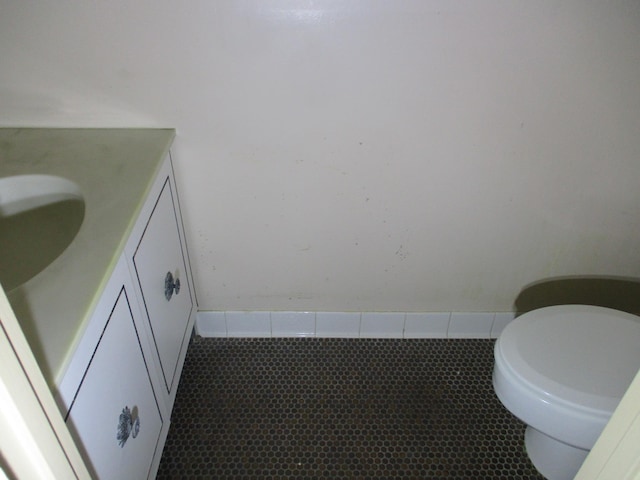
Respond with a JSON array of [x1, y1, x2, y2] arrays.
[[157, 337, 545, 479]]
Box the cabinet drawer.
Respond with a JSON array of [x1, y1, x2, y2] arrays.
[[65, 288, 164, 480], [133, 177, 193, 394]]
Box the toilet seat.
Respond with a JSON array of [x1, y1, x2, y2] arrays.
[[493, 305, 640, 450]]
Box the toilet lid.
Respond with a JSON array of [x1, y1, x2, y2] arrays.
[[497, 305, 640, 413]]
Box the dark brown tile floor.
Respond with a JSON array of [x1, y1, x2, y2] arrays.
[[157, 337, 545, 479]]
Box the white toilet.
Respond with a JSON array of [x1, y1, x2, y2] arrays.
[[493, 305, 640, 480]]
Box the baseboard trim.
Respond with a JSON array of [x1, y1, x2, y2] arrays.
[[195, 311, 515, 339]]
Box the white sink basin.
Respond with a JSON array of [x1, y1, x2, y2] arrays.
[[0, 175, 85, 292]]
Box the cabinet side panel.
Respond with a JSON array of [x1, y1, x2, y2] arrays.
[[66, 289, 163, 480], [133, 179, 193, 394]]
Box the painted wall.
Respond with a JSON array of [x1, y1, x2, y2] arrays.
[[1, 1, 640, 312]]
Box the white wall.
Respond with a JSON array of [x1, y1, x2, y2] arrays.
[[1, 1, 640, 312]]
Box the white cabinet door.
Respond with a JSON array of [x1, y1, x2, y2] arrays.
[[132, 178, 193, 395], [65, 288, 164, 480]]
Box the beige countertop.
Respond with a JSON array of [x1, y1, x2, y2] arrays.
[[0, 128, 175, 386]]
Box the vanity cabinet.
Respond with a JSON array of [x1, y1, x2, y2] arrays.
[[130, 176, 193, 403], [63, 264, 165, 480], [57, 152, 196, 479]]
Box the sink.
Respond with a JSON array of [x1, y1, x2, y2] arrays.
[[0, 175, 85, 292]]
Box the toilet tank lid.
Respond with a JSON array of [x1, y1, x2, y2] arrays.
[[496, 305, 640, 413]]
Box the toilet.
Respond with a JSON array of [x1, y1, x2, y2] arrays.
[[493, 305, 640, 480]]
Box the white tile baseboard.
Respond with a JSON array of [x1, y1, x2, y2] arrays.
[[448, 313, 495, 339], [225, 311, 271, 337], [360, 312, 406, 338], [316, 312, 361, 338], [404, 313, 450, 338], [271, 311, 315, 337], [196, 311, 516, 339]]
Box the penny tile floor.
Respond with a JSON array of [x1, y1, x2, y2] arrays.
[[157, 338, 545, 479]]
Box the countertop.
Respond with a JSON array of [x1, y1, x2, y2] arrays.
[[0, 128, 175, 386]]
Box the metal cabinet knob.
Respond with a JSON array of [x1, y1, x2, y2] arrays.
[[117, 406, 140, 448], [164, 271, 181, 301]]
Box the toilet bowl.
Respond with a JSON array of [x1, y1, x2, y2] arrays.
[[493, 305, 640, 480]]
